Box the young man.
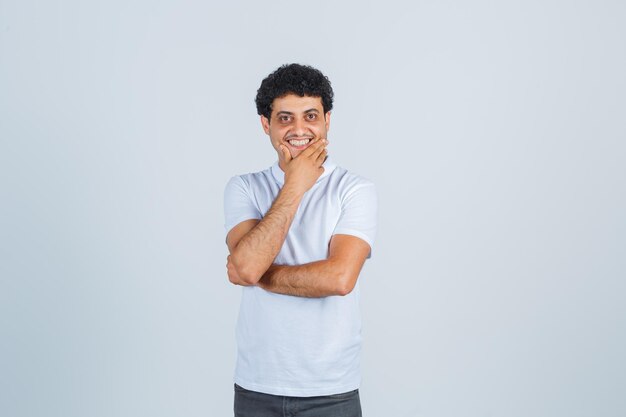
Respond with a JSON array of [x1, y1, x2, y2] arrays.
[[224, 63, 377, 417]]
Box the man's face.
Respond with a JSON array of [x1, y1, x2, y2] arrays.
[[261, 94, 331, 159]]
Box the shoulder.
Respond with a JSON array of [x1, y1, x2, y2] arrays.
[[225, 166, 274, 191], [329, 165, 376, 196]]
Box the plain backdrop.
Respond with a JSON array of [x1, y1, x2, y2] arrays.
[[1, 1, 625, 416]]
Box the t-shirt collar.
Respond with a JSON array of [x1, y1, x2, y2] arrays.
[[271, 156, 337, 186]]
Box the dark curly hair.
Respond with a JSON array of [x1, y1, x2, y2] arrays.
[[255, 63, 334, 120]]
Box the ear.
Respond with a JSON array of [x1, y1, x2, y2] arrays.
[[261, 115, 270, 134], [325, 111, 331, 132]]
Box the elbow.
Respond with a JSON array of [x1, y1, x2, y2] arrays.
[[335, 273, 357, 296], [234, 263, 263, 286], [238, 269, 262, 286], [228, 254, 262, 286], [228, 270, 255, 286], [228, 271, 260, 286]]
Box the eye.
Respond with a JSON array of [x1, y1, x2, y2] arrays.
[[306, 113, 317, 121], [279, 115, 292, 123]]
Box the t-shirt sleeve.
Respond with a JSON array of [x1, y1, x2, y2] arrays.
[[223, 175, 262, 243], [332, 180, 378, 259]]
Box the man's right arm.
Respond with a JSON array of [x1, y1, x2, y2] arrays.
[[226, 183, 303, 285], [226, 137, 328, 285]]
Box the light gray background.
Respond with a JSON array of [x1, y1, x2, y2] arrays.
[[1, 1, 624, 416]]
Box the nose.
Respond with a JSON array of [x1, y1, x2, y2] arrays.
[[292, 118, 307, 136]]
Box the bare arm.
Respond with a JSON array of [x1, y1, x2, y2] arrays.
[[226, 185, 302, 284], [227, 138, 328, 284], [256, 234, 371, 297]]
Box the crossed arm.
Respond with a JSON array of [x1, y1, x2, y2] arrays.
[[225, 187, 371, 298], [228, 225, 370, 297]]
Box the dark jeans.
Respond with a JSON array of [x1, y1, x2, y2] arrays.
[[234, 383, 362, 417]]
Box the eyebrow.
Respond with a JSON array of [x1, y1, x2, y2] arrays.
[[275, 108, 320, 116]]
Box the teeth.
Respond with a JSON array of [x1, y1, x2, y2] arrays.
[[288, 138, 311, 146]]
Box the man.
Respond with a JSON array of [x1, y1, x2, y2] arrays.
[[224, 63, 377, 417]]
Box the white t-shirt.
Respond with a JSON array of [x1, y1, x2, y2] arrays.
[[223, 157, 377, 397]]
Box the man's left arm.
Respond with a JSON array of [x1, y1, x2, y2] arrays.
[[255, 234, 371, 297]]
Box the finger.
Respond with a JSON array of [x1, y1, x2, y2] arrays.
[[316, 148, 328, 164], [302, 137, 326, 158], [278, 144, 292, 163], [312, 139, 328, 160]]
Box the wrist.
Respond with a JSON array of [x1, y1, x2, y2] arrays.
[[281, 181, 306, 199], [257, 265, 277, 289]]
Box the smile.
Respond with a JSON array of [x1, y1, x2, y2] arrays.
[[287, 138, 311, 147]]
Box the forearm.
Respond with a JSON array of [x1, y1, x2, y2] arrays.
[[230, 184, 303, 283], [257, 260, 350, 298]]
